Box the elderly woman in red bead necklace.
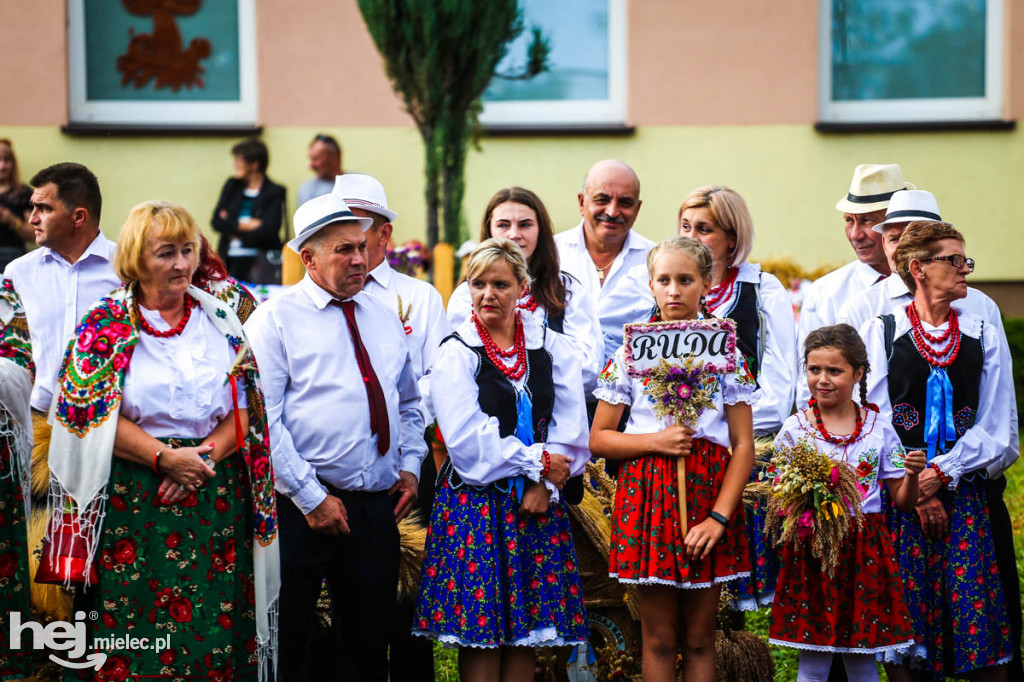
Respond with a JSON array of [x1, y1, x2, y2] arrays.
[[861, 220, 1015, 681], [43, 200, 279, 680], [413, 238, 591, 681], [677, 185, 797, 613]]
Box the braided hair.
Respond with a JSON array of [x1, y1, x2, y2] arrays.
[[803, 324, 872, 408]]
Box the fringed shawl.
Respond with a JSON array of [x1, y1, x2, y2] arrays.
[[46, 284, 280, 677], [0, 277, 34, 514]]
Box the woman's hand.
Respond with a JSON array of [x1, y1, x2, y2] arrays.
[[915, 496, 948, 538], [916, 465, 943, 501], [903, 450, 927, 475], [543, 453, 571, 489], [518, 482, 551, 516], [649, 424, 694, 458], [159, 460, 216, 505], [684, 517, 726, 561], [158, 444, 216, 498]]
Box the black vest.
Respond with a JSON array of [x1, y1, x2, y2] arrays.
[[440, 333, 555, 490], [720, 280, 762, 381], [887, 329, 983, 451]]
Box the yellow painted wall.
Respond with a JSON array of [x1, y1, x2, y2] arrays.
[[2, 124, 1021, 280]]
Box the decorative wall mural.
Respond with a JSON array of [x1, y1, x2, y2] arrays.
[[117, 0, 212, 92]]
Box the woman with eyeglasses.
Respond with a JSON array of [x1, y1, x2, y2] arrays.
[[862, 221, 1014, 681]]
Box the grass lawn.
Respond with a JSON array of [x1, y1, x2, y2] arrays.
[[434, 449, 1024, 680]]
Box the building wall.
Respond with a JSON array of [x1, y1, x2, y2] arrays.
[[1, 1, 1022, 285]]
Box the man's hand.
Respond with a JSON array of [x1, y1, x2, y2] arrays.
[[518, 482, 551, 516], [915, 496, 948, 539], [389, 471, 418, 522], [305, 494, 350, 536]]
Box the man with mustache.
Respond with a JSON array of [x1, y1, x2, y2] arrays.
[[796, 163, 913, 407], [244, 193, 426, 681], [555, 159, 654, 365]]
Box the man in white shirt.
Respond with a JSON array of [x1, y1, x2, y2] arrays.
[[795, 163, 913, 406], [4, 162, 120, 468], [244, 193, 427, 682], [297, 133, 342, 206], [554, 159, 655, 364], [839, 190, 1022, 676], [333, 173, 449, 680]]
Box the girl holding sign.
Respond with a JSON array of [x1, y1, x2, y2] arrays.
[[769, 324, 920, 682], [590, 237, 756, 682]]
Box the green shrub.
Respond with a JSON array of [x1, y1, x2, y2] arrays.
[[1005, 317, 1024, 426]]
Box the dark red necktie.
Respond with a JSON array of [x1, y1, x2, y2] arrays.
[[338, 300, 390, 455]]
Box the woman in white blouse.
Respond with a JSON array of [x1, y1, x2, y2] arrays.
[[414, 239, 590, 682], [447, 187, 601, 394], [44, 201, 278, 680], [678, 184, 796, 611], [862, 221, 1013, 680]]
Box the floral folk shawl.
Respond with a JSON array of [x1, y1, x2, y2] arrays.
[[46, 284, 280, 672], [0, 277, 34, 513]]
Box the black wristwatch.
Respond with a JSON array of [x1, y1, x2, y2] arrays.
[[709, 511, 729, 527]]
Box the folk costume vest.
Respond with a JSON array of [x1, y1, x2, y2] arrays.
[[720, 280, 762, 381], [439, 334, 554, 492]]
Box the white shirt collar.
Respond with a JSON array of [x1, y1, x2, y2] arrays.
[[885, 272, 911, 298], [564, 220, 649, 253], [367, 258, 394, 288], [40, 231, 113, 266], [299, 273, 371, 310]]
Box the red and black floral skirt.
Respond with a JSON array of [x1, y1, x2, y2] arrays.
[[609, 438, 750, 589], [769, 513, 915, 654]]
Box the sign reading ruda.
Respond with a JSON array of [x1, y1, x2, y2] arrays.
[[623, 318, 737, 378]]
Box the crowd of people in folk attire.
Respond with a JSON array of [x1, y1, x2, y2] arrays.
[[0, 141, 1019, 682]]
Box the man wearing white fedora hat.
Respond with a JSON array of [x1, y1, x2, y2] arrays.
[[796, 163, 913, 407], [244, 193, 427, 681], [839, 190, 1022, 678], [333, 172, 450, 681]]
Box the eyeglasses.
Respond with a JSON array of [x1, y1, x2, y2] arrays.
[[920, 254, 975, 272]]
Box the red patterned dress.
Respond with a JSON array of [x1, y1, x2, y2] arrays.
[[594, 343, 755, 588], [768, 410, 915, 654]]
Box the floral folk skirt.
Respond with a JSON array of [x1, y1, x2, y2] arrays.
[[0, 425, 32, 680], [769, 513, 915, 654], [732, 464, 779, 610], [883, 478, 1013, 678], [412, 472, 589, 648], [609, 438, 750, 589], [69, 439, 260, 681]]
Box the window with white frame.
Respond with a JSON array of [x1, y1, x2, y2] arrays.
[[819, 0, 1002, 124], [480, 0, 626, 127]]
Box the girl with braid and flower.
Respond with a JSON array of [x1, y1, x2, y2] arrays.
[[862, 221, 1015, 681], [413, 239, 590, 681], [768, 323, 922, 682], [590, 236, 756, 682], [44, 201, 279, 681]]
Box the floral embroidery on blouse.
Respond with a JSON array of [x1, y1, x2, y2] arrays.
[[892, 403, 920, 431]]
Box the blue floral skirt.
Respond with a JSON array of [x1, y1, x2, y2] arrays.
[[412, 472, 589, 648], [884, 477, 1012, 678], [732, 465, 779, 610]]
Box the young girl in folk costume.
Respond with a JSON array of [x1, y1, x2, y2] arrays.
[[769, 324, 923, 682], [590, 237, 756, 682]]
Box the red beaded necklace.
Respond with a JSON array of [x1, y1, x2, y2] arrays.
[[906, 303, 961, 368], [517, 295, 539, 313], [809, 399, 864, 446], [138, 295, 196, 338], [705, 266, 739, 312], [472, 311, 527, 380]]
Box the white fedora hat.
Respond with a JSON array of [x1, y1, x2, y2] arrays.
[[332, 173, 398, 223], [835, 164, 916, 213], [873, 189, 942, 233], [288, 193, 373, 251]]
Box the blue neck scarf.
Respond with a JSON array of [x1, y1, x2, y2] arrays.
[[924, 366, 956, 461]]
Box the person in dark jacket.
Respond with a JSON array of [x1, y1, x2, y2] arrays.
[[211, 139, 286, 283]]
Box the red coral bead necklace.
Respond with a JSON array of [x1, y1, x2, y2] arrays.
[[907, 303, 961, 368], [473, 311, 527, 380], [809, 398, 864, 445], [705, 266, 739, 312], [138, 294, 196, 338]]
